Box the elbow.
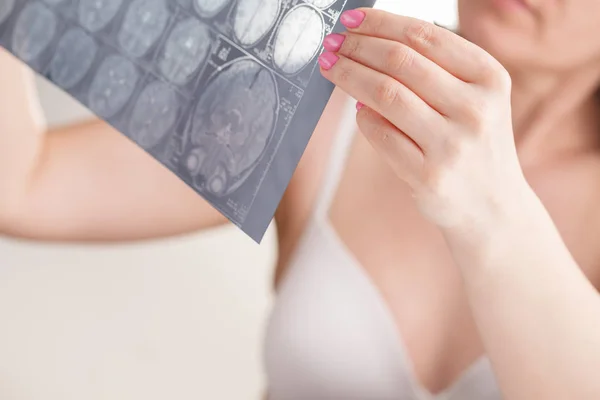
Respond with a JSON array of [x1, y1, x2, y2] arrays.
[[0, 195, 33, 239], [0, 202, 23, 238]]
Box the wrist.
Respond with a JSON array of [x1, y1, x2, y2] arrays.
[[441, 179, 549, 263]]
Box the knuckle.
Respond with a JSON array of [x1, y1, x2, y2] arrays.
[[478, 55, 512, 90], [336, 64, 353, 84], [385, 44, 415, 72], [462, 98, 487, 126], [343, 35, 361, 59], [404, 21, 436, 49], [422, 166, 444, 192], [357, 110, 388, 143], [459, 93, 491, 132], [375, 79, 402, 108], [443, 137, 468, 161], [366, 12, 385, 35]]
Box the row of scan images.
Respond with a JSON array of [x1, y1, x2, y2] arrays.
[[0, 0, 345, 78]]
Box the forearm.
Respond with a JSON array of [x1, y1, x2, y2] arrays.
[[0, 49, 47, 218], [444, 186, 600, 400]]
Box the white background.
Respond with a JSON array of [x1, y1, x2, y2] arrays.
[[0, 1, 457, 399]]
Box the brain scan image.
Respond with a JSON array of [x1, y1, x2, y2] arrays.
[[233, 0, 280, 48], [0, 0, 15, 25], [129, 81, 180, 150], [41, 0, 66, 5], [50, 28, 98, 89], [158, 18, 211, 85], [118, 0, 170, 58], [88, 54, 139, 119], [194, 0, 230, 18], [78, 0, 123, 32], [186, 59, 278, 197], [12, 2, 57, 63], [304, 0, 338, 8], [273, 5, 324, 75]]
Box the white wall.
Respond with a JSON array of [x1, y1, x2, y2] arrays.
[[0, 2, 456, 399]]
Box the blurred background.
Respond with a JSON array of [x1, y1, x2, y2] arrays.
[[0, 1, 456, 399]]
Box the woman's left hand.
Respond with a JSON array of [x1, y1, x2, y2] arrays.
[[319, 8, 532, 231]]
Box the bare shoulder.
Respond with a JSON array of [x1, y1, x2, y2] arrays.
[[274, 88, 352, 283]]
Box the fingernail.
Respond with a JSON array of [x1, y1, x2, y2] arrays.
[[340, 9, 365, 29], [356, 102, 364, 111], [318, 52, 339, 70], [323, 33, 345, 52]]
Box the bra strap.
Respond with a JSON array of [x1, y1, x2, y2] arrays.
[[314, 96, 358, 218]]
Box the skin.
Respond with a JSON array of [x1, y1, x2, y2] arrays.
[[1, 0, 600, 398]]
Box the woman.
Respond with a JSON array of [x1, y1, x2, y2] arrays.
[[2, 0, 600, 398]]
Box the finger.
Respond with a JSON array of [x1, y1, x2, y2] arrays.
[[319, 52, 445, 151], [324, 32, 469, 117], [356, 104, 424, 187], [340, 8, 504, 85]]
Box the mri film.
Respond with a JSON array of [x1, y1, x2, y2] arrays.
[[273, 5, 324, 75], [129, 81, 180, 150], [187, 59, 277, 197], [88, 55, 139, 119], [49, 28, 97, 89], [12, 2, 57, 63], [0, 0, 14, 25], [233, 0, 280, 47], [194, 0, 231, 18], [158, 18, 211, 85], [118, 0, 170, 58], [0, 0, 376, 242], [78, 0, 123, 32], [305, 0, 339, 8]]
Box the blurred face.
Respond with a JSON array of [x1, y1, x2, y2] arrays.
[[458, 0, 600, 73]]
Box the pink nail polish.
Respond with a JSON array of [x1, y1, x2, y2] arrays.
[[356, 102, 364, 111], [323, 33, 345, 52], [318, 52, 339, 70], [340, 9, 366, 29]]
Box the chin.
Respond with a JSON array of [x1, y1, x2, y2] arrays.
[[459, 3, 538, 70], [464, 25, 537, 71]]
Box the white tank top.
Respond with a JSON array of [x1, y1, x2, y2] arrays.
[[263, 98, 503, 400]]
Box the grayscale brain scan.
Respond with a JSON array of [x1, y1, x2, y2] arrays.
[[0, 0, 375, 241], [78, 0, 123, 32], [12, 2, 56, 63], [118, 0, 170, 58], [88, 55, 139, 119], [233, 0, 280, 47], [130, 81, 180, 150], [194, 0, 231, 18], [0, 0, 14, 25], [158, 18, 212, 85], [306, 0, 339, 8], [273, 5, 325, 75], [187, 59, 278, 197], [49, 28, 98, 89]]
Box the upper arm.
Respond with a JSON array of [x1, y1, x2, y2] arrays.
[[2, 119, 227, 242]]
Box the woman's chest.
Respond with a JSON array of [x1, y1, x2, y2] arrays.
[[324, 139, 600, 393]]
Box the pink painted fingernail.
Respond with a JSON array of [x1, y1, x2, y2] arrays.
[[356, 102, 364, 111], [323, 33, 345, 52], [340, 9, 366, 28], [318, 52, 339, 70]]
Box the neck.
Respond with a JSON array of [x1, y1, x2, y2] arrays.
[[506, 63, 600, 167]]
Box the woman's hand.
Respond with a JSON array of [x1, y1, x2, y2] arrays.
[[319, 9, 531, 231], [318, 10, 600, 400]]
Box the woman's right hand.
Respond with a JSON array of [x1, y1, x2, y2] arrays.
[[0, 49, 227, 242]]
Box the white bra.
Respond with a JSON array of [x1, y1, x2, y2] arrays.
[[263, 98, 503, 400]]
